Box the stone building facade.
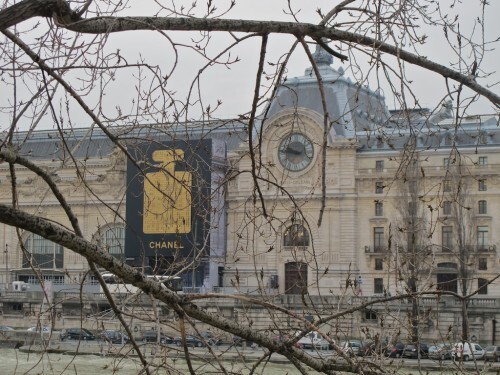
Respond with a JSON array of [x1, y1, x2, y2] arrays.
[[224, 45, 500, 301], [0, 44, 499, 342]]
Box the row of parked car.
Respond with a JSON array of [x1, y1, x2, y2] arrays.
[[20, 325, 500, 360], [385, 341, 500, 361], [335, 339, 500, 362], [59, 328, 226, 347], [60, 328, 130, 343], [141, 330, 224, 347]]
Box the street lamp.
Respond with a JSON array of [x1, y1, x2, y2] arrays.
[[4, 244, 8, 290]]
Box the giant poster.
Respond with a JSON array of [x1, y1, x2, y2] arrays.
[[125, 139, 212, 268]]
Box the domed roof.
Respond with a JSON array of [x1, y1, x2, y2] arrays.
[[265, 43, 391, 141]]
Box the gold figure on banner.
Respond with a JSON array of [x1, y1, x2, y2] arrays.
[[143, 149, 192, 234]]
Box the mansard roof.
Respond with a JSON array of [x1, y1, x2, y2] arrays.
[[265, 43, 391, 139], [356, 112, 500, 152], [10, 120, 248, 161], [263, 42, 499, 152]]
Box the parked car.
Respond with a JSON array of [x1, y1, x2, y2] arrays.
[[402, 343, 429, 359], [141, 330, 173, 344], [296, 332, 332, 350], [451, 342, 485, 361], [101, 330, 129, 344], [341, 340, 362, 356], [428, 344, 452, 360], [27, 326, 51, 333], [361, 338, 390, 357], [483, 345, 500, 362], [60, 328, 95, 341], [232, 335, 256, 348], [341, 340, 374, 356], [385, 343, 405, 358], [0, 326, 14, 331], [199, 331, 222, 346], [174, 335, 205, 347]]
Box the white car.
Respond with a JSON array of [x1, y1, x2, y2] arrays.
[[296, 332, 333, 350], [27, 326, 51, 333], [451, 342, 485, 361]]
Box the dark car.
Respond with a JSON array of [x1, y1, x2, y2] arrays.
[[428, 344, 452, 360], [199, 331, 222, 346], [101, 330, 129, 344], [141, 330, 173, 344], [60, 328, 95, 341], [385, 343, 405, 358], [484, 345, 500, 362], [174, 335, 205, 347], [232, 335, 256, 348], [402, 343, 429, 359], [341, 340, 374, 356]]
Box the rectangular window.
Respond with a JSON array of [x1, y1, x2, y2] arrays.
[[478, 156, 487, 166], [442, 226, 453, 251], [375, 182, 384, 194], [443, 201, 452, 215], [479, 179, 487, 191], [478, 278, 488, 295], [443, 158, 449, 168], [478, 258, 487, 270], [365, 310, 377, 321], [375, 258, 383, 270], [478, 200, 487, 214], [375, 201, 383, 216], [373, 227, 385, 252], [376, 160, 384, 171], [374, 278, 384, 294], [443, 180, 451, 192], [408, 201, 417, 216], [477, 226, 489, 250], [408, 180, 417, 193]]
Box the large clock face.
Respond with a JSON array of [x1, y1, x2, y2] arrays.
[[278, 133, 314, 171]]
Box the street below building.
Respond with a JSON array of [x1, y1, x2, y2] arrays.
[[1, 342, 500, 374]]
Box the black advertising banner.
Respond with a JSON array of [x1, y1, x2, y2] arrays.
[[125, 139, 212, 267]]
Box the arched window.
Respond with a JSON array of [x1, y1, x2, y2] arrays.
[[99, 226, 125, 261], [283, 224, 309, 247], [22, 233, 64, 269], [100, 226, 125, 261]]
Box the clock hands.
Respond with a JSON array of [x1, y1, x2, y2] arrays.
[[285, 145, 303, 155]]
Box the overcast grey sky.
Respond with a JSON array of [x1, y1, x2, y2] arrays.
[[1, 0, 498, 132], [100, 0, 500, 120]]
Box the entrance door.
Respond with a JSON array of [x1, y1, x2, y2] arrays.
[[284, 262, 308, 295]]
